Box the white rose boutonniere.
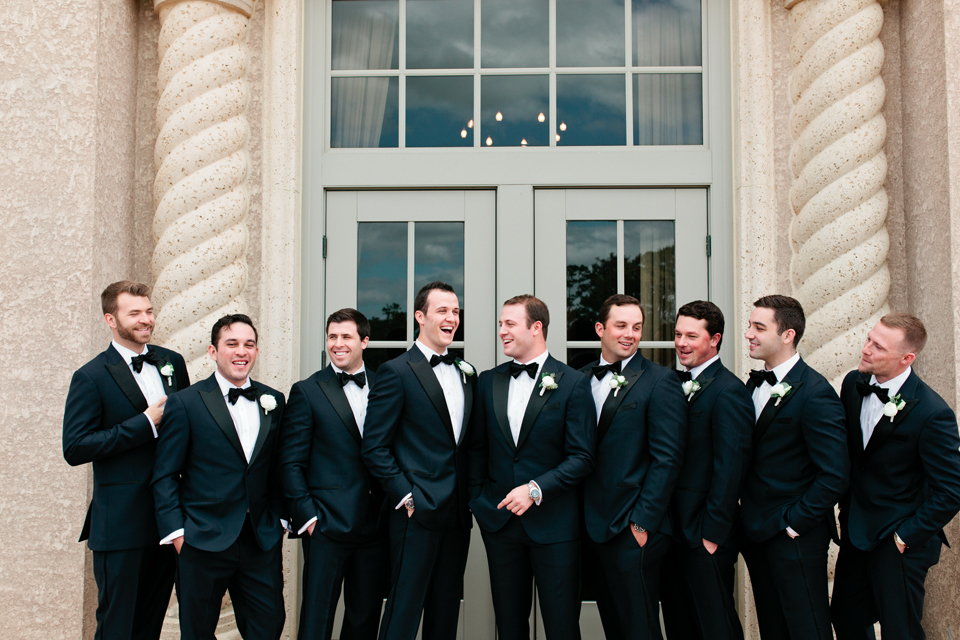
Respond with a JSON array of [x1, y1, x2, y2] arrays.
[[539, 373, 558, 397], [260, 394, 278, 415], [770, 382, 792, 406], [160, 363, 175, 385], [456, 359, 475, 384], [883, 394, 907, 422], [608, 374, 628, 397], [682, 379, 701, 401]]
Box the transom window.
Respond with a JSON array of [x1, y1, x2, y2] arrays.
[[329, 0, 703, 148]]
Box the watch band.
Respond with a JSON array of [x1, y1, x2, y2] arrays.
[[632, 522, 646, 534]]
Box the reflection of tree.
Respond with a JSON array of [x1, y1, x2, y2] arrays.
[[369, 303, 406, 341]]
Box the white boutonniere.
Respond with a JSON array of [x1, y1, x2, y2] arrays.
[[456, 359, 475, 384], [160, 362, 175, 385], [682, 379, 701, 401], [770, 382, 792, 406], [608, 374, 628, 397], [260, 394, 278, 415], [539, 373, 558, 396], [883, 394, 907, 422]]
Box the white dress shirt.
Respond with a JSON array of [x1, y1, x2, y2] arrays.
[[860, 367, 911, 449], [687, 354, 720, 380], [507, 350, 549, 505], [589, 352, 637, 423], [331, 363, 370, 436], [112, 340, 165, 437]]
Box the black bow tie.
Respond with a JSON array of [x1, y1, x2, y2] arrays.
[[855, 379, 889, 403], [430, 353, 458, 368], [749, 369, 778, 387], [509, 361, 539, 379], [592, 362, 622, 380], [227, 386, 258, 405], [338, 371, 366, 389], [130, 350, 162, 373], [675, 370, 692, 383]]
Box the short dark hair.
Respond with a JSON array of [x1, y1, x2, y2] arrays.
[[414, 281, 457, 316], [598, 294, 644, 327], [101, 281, 151, 316], [503, 294, 550, 339], [677, 300, 725, 349], [326, 308, 371, 341], [211, 313, 258, 347], [753, 295, 805, 346], [879, 313, 928, 354]]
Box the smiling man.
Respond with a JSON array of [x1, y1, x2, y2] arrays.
[[152, 314, 287, 640], [362, 282, 477, 640]]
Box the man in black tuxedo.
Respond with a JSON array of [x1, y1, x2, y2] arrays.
[[581, 294, 688, 640], [152, 314, 287, 640], [659, 300, 753, 640], [361, 281, 476, 640], [831, 313, 960, 640], [63, 281, 189, 640], [740, 295, 849, 640], [279, 308, 388, 640], [468, 295, 595, 640]]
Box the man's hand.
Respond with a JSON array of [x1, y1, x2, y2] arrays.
[[630, 525, 648, 548], [172, 536, 184, 554], [145, 396, 168, 427], [407, 506, 414, 518], [498, 485, 534, 516], [306, 521, 316, 537], [895, 534, 906, 554], [702, 538, 718, 555]]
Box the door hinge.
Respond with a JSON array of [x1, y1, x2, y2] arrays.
[[705, 235, 712, 257], [322, 235, 327, 258]]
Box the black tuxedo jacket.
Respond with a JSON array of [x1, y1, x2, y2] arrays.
[[63, 344, 189, 551], [467, 355, 595, 544], [740, 357, 849, 542], [582, 353, 688, 544], [151, 373, 287, 553], [361, 345, 477, 531], [278, 365, 385, 538], [669, 359, 754, 548], [839, 369, 960, 550]]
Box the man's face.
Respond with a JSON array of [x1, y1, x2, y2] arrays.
[[859, 322, 913, 382], [208, 322, 258, 386], [499, 304, 543, 362], [675, 315, 720, 369], [416, 289, 460, 353], [327, 320, 367, 373], [106, 293, 155, 349], [745, 306, 792, 364], [595, 304, 643, 362]]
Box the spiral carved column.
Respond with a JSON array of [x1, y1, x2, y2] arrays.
[[786, 0, 890, 386], [152, 0, 257, 380]]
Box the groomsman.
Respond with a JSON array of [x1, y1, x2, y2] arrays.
[[468, 295, 595, 640], [63, 281, 189, 640], [362, 282, 476, 640], [659, 301, 753, 640], [831, 313, 960, 639], [279, 308, 388, 640], [152, 314, 287, 640], [582, 294, 687, 640], [740, 295, 848, 640]]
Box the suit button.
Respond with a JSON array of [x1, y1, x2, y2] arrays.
[[514, 457, 519, 463]]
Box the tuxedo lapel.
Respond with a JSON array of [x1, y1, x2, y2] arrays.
[[199, 380, 247, 462], [248, 387, 272, 466], [460, 371, 474, 447], [156, 354, 178, 395], [597, 359, 643, 442], [104, 347, 148, 413], [492, 369, 514, 450], [753, 375, 804, 444], [845, 374, 867, 459], [516, 359, 563, 450], [408, 351, 456, 444], [863, 373, 920, 457], [318, 369, 362, 446], [687, 374, 715, 405]]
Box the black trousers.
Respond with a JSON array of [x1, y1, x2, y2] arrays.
[[660, 538, 743, 640], [740, 522, 832, 640], [378, 509, 470, 640], [480, 516, 582, 640], [831, 534, 942, 640], [298, 526, 389, 640], [177, 519, 285, 640], [582, 536, 625, 640], [92, 544, 176, 640]]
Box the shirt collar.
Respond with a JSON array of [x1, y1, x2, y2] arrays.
[[112, 340, 149, 364], [600, 351, 636, 371], [514, 350, 550, 376], [871, 366, 912, 397], [331, 362, 366, 376], [215, 369, 251, 396], [415, 340, 447, 361], [687, 354, 720, 380], [768, 352, 800, 383]]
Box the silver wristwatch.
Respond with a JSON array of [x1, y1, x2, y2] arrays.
[[528, 483, 541, 501], [404, 497, 415, 510], [632, 522, 646, 534]]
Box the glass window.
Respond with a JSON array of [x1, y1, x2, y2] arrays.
[[633, 73, 702, 145], [481, 0, 549, 68], [414, 222, 466, 339], [556, 0, 625, 67], [407, 0, 474, 69], [556, 75, 626, 146], [358, 222, 407, 340], [566, 221, 617, 341], [624, 220, 676, 342], [331, 0, 399, 70], [406, 76, 474, 147], [481, 75, 549, 147], [632, 0, 701, 67], [331, 77, 399, 148]]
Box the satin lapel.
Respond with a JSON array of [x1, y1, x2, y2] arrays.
[[845, 374, 867, 460], [248, 388, 273, 466], [104, 348, 148, 413], [864, 374, 920, 458], [516, 366, 564, 451], [200, 384, 247, 462], [687, 375, 715, 405], [319, 372, 362, 446], [753, 376, 804, 444], [492, 369, 514, 451], [409, 355, 456, 444], [460, 373, 474, 448], [597, 365, 643, 442]]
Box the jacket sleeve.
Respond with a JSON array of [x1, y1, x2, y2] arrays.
[[151, 392, 190, 539], [531, 372, 596, 498], [361, 361, 415, 507], [277, 382, 319, 531]]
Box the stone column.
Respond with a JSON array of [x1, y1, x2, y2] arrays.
[[785, 0, 890, 385]]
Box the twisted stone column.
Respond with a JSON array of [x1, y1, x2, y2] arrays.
[[786, 0, 890, 386], [152, 0, 257, 380]]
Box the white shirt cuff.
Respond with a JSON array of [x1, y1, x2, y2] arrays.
[[145, 413, 158, 438], [530, 481, 542, 506], [160, 529, 184, 545], [298, 517, 317, 536], [395, 493, 413, 510], [786, 526, 799, 538], [280, 518, 291, 533]]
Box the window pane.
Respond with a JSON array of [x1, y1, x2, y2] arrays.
[[331, 77, 399, 148], [415, 222, 466, 340], [406, 77, 474, 147], [567, 220, 617, 341], [481, 75, 549, 147], [632, 0, 701, 66], [332, 0, 399, 70], [639, 348, 677, 368], [633, 73, 702, 145], [481, 0, 549, 68], [624, 220, 675, 342], [407, 0, 474, 69], [567, 347, 602, 372], [556, 0, 625, 67], [556, 75, 626, 146], [358, 222, 407, 341]]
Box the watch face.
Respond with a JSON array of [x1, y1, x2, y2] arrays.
[[529, 487, 540, 499]]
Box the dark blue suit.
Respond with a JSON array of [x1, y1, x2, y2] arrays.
[[468, 355, 595, 640], [832, 369, 960, 640], [152, 373, 287, 640], [659, 359, 753, 640], [361, 345, 476, 640], [740, 357, 849, 640], [278, 366, 388, 640], [581, 353, 687, 640], [63, 343, 188, 640]]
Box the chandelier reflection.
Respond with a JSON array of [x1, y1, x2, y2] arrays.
[[486, 136, 493, 146], [496, 111, 503, 121], [538, 112, 545, 123]]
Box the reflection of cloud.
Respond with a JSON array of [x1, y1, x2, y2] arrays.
[[407, 0, 474, 69], [357, 275, 406, 318], [556, 0, 625, 67], [481, 0, 549, 67], [566, 221, 617, 266]]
